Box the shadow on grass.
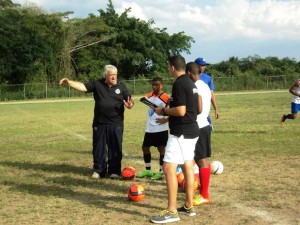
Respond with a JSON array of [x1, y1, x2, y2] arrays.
[[47, 176, 168, 204], [0, 160, 163, 217], [123, 154, 163, 161], [123, 154, 143, 160], [0, 160, 90, 176], [5, 181, 156, 217], [66, 149, 91, 155]]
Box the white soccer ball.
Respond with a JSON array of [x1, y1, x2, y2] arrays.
[[210, 161, 224, 174]]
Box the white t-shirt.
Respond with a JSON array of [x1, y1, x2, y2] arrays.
[[195, 80, 212, 128], [292, 85, 300, 104], [145, 92, 169, 133]]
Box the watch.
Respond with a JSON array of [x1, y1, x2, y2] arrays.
[[162, 108, 167, 116]]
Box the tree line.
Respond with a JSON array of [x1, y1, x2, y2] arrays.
[[0, 0, 299, 85]]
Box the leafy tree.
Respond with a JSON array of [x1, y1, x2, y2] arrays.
[[1, 0, 299, 86], [0, 0, 18, 9], [0, 5, 69, 84], [87, 0, 195, 79], [67, 15, 115, 80]]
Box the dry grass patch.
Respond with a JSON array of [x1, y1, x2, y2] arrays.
[[0, 92, 299, 225]]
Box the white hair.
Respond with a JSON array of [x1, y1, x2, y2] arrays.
[[103, 65, 117, 77]]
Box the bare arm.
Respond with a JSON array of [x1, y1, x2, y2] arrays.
[[59, 78, 87, 92], [211, 91, 220, 119], [154, 105, 186, 117], [289, 80, 300, 97]]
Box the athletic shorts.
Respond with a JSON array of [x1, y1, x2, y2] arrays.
[[142, 130, 168, 147], [194, 125, 211, 161], [291, 102, 300, 114], [164, 134, 198, 164]]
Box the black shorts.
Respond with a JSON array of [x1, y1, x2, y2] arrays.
[[142, 130, 168, 148], [194, 125, 211, 161]]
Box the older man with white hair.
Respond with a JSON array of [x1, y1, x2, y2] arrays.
[[59, 65, 134, 179]]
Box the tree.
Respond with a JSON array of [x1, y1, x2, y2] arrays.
[[0, 0, 18, 10], [65, 15, 115, 80], [0, 5, 69, 84], [0, 0, 195, 83], [83, 0, 194, 79]]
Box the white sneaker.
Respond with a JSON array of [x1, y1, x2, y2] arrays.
[[91, 172, 100, 179], [110, 174, 120, 179]]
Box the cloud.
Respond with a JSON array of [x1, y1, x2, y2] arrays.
[[14, 0, 300, 40], [12, 0, 300, 62], [14, 0, 107, 17], [120, 0, 300, 41], [116, 2, 148, 21]]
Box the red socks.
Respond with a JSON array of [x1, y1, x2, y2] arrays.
[[199, 167, 210, 198]]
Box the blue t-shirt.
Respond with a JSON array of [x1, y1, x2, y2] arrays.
[[199, 73, 214, 91]]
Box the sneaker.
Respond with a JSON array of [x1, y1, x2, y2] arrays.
[[151, 171, 163, 180], [137, 169, 153, 178], [91, 172, 100, 179], [150, 210, 180, 224], [177, 205, 196, 217], [110, 174, 120, 179], [280, 114, 286, 124], [193, 194, 210, 206]]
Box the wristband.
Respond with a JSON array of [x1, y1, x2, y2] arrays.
[[162, 108, 167, 116]]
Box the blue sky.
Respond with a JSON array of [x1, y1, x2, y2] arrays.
[[13, 0, 300, 64]]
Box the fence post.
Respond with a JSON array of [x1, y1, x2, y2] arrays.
[[23, 84, 26, 99], [45, 82, 48, 99], [284, 75, 286, 88], [133, 77, 136, 94]]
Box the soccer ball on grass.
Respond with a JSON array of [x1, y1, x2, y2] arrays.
[[128, 184, 145, 202], [210, 161, 224, 174]]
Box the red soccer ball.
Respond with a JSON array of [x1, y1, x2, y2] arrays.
[[128, 184, 145, 202], [177, 172, 184, 186], [180, 174, 200, 192], [122, 166, 137, 180]]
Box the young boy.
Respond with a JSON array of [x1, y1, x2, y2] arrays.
[[137, 77, 170, 180], [186, 62, 212, 205], [281, 79, 300, 124]]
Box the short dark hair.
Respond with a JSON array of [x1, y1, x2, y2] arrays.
[[152, 77, 163, 84], [168, 55, 186, 71], [186, 62, 199, 75]]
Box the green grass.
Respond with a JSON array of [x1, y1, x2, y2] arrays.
[[0, 92, 299, 225]]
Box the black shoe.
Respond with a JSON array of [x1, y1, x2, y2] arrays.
[[280, 115, 286, 124], [177, 205, 196, 217]]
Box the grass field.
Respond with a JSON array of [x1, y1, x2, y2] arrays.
[[0, 91, 299, 225]]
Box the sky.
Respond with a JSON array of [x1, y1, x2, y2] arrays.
[[13, 0, 300, 64]]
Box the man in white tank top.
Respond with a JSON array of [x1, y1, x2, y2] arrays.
[[281, 79, 300, 124]]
